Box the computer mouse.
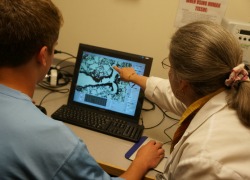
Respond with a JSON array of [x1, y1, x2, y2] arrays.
[[36, 105, 47, 115]]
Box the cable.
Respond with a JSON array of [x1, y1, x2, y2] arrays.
[[60, 64, 75, 70], [37, 88, 69, 106], [142, 97, 155, 111], [143, 97, 179, 121], [55, 56, 76, 67], [162, 121, 179, 144], [143, 111, 166, 130], [54, 49, 76, 58], [141, 96, 179, 144], [53, 54, 76, 83]]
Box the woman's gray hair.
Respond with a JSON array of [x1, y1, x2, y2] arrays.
[[169, 21, 250, 126]]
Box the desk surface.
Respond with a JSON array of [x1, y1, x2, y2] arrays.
[[33, 85, 178, 179]]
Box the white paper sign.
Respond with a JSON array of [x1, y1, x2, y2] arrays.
[[175, 0, 229, 28]]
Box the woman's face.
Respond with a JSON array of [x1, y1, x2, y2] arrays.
[[168, 67, 177, 90], [168, 67, 183, 102]]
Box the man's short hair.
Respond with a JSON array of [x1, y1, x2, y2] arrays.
[[0, 0, 63, 67]]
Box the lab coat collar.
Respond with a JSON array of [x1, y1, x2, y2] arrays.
[[164, 90, 228, 173], [184, 90, 228, 135]]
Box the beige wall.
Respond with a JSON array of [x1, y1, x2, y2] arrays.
[[53, 0, 250, 78]]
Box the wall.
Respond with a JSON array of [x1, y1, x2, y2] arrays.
[[53, 0, 250, 78]]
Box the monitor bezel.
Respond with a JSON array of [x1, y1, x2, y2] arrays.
[[68, 43, 153, 123]]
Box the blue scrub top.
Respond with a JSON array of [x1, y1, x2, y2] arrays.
[[0, 84, 123, 180]]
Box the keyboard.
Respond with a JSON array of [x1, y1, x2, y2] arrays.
[[51, 105, 144, 142]]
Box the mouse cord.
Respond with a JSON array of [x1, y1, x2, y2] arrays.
[[142, 111, 166, 129], [162, 121, 179, 144], [140, 98, 179, 144], [55, 56, 76, 67], [37, 87, 69, 106]]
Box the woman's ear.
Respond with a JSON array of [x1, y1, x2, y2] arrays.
[[37, 46, 48, 66], [180, 79, 189, 92]]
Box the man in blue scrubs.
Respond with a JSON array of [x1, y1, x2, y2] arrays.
[[0, 0, 165, 179]]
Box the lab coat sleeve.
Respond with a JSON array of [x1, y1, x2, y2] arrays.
[[172, 157, 242, 180], [144, 76, 186, 116]]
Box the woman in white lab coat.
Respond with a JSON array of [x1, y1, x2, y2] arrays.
[[114, 21, 250, 179]]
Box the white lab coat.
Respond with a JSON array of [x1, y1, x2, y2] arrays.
[[145, 77, 250, 180]]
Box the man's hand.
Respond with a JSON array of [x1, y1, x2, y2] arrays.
[[135, 140, 165, 169], [120, 140, 165, 180]]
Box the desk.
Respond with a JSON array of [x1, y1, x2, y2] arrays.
[[33, 85, 178, 180]]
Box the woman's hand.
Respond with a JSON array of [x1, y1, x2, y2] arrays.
[[113, 66, 137, 82]]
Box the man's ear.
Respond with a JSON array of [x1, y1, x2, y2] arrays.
[[37, 46, 48, 66]]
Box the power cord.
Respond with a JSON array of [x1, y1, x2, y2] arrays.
[[142, 97, 155, 111], [162, 121, 178, 144], [55, 56, 75, 67], [142, 111, 166, 130], [54, 49, 76, 58], [142, 97, 179, 124], [141, 97, 179, 144], [36, 87, 69, 106]]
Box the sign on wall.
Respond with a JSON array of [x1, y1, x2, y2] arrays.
[[175, 0, 229, 27]]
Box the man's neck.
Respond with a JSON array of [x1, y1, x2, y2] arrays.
[[0, 67, 36, 98]]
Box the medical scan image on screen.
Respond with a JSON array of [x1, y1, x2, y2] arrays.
[[73, 51, 146, 116]]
